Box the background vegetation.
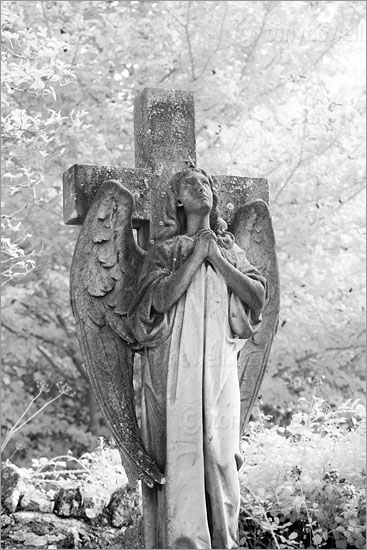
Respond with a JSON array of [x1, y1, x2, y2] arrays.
[[1, 0, 365, 464]]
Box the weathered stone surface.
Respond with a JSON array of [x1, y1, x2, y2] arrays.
[[1, 458, 142, 548], [1, 463, 24, 513], [18, 483, 54, 514], [82, 482, 112, 520], [53, 480, 128, 521], [62, 88, 269, 245], [8, 529, 66, 548], [134, 88, 197, 238], [63, 165, 269, 234], [63, 164, 151, 226], [108, 485, 142, 528], [3, 510, 135, 549], [63, 87, 278, 549], [134, 87, 196, 173], [118, 518, 144, 549], [63, 87, 197, 247], [1, 511, 13, 528], [213, 175, 269, 228], [7, 511, 90, 548], [53, 486, 83, 517]]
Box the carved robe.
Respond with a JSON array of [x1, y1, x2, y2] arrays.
[[129, 234, 266, 549]]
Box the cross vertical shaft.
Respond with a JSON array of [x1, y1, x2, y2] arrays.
[[134, 88, 196, 239], [63, 86, 269, 242]]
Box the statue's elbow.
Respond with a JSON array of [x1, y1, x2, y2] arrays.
[[152, 290, 172, 314], [152, 295, 166, 314], [255, 285, 266, 311]]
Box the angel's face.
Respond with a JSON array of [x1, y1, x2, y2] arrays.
[[177, 172, 213, 215]]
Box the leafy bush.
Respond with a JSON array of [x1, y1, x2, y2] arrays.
[[1, 0, 365, 469], [239, 387, 366, 549], [5, 386, 364, 550], [1, 368, 106, 465], [29, 437, 129, 498]]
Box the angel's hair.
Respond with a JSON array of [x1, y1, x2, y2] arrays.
[[156, 167, 226, 240]]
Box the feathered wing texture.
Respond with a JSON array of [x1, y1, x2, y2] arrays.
[[70, 180, 164, 487], [233, 199, 280, 435]]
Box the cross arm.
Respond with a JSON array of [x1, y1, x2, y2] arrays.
[[213, 175, 269, 229], [63, 164, 151, 226], [63, 164, 269, 239]]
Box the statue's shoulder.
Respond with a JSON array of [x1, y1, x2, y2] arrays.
[[152, 234, 195, 250], [149, 235, 181, 254], [232, 240, 246, 257], [218, 233, 255, 271], [145, 235, 187, 266]]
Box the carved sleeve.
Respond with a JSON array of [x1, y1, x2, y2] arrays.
[[223, 242, 268, 339], [128, 240, 176, 347]]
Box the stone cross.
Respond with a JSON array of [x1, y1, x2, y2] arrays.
[[63, 87, 269, 248]]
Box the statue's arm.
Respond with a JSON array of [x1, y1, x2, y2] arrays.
[[150, 230, 265, 314], [152, 244, 203, 313], [208, 241, 266, 313], [152, 230, 212, 313]]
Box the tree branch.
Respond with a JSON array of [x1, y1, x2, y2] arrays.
[[2, 316, 88, 382], [184, 2, 196, 82], [1, 321, 18, 336], [295, 344, 366, 366], [158, 67, 178, 84], [41, 1, 52, 38], [273, 96, 308, 202], [331, 185, 366, 213], [197, 2, 228, 80], [240, 2, 275, 80], [37, 345, 65, 375]]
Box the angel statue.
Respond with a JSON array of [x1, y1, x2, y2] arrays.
[[70, 165, 279, 549]]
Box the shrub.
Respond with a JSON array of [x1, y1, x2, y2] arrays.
[[239, 389, 366, 549]]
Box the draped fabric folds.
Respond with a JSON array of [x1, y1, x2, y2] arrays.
[[129, 235, 266, 549]]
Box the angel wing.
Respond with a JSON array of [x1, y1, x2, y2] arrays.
[[233, 199, 280, 435], [70, 179, 164, 487]]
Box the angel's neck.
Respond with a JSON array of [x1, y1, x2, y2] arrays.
[[185, 213, 210, 237]]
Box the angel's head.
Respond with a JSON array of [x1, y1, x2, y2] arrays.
[[157, 167, 226, 239]]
